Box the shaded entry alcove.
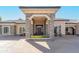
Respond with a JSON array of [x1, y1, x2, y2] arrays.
[[32, 16, 47, 36], [65, 27, 76, 35]]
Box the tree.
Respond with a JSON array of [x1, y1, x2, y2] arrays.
[[0, 17, 2, 21], [18, 18, 22, 20]]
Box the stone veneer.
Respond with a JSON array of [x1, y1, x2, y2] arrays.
[[25, 13, 54, 39], [20, 6, 60, 39]]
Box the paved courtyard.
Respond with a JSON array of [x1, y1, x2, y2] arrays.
[[0, 35, 79, 53]]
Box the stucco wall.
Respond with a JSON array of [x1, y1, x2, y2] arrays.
[[15, 23, 25, 35], [54, 20, 66, 35], [65, 23, 76, 28], [76, 23, 79, 35]]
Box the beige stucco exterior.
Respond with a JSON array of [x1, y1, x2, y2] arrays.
[[20, 8, 59, 14], [20, 6, 60, 39], [76, 23, 79, 35], [0, 6, 79, 39], [0, 19, 79, 36], [0, 20, 26, 36], [54, 20, 66, 35], [15, 23, 25, 35]]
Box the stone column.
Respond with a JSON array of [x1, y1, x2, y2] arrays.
[[47, 20, 50, 37], [30, 20, 33, 35], [25, 18, 31, 39], [49, 14, 54, 39]]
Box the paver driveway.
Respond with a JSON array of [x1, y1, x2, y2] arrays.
[[0, 35, 52, 53], [0, 35, 79, 53], [54, 35, 79, 53]]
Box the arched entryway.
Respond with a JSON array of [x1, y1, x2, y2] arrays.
[[27, 14, 55, 38], [65, 27, 76, 35], [31, 16, 48, 36]]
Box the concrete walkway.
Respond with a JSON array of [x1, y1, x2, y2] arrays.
[[0, 35, 79, 53], [0, 36, 52, 53]]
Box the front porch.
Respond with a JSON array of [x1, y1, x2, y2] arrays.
[[30, 16, 50, 39], [26, 15, 53, 39], [20, 6, 60, 39]]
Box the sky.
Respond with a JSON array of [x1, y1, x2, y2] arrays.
[[0, 6, 79, 21], [0, 6, 25, 21], [56, 6, 79, 20]]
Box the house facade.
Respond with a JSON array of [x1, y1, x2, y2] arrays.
[[0, 20, 25, 36], [20, 6, 60, 39], [0, 19, 79, 37], [0, 6, 79, 39]]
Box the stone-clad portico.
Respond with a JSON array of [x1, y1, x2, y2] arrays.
[[20, 6, 60, 39]]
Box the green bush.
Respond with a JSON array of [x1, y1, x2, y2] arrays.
[[31, 35, 48, 38]]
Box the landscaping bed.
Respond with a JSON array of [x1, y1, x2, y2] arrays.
[[31, 35, 48, 38]]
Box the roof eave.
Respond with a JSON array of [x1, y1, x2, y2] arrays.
[[19, 6, 61, 9]]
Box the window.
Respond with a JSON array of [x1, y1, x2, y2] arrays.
[[4, 27, 9, 33], [20, 27, 25, 34]]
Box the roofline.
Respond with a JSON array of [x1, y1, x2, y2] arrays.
[[16, 22, 25, 24], [19, 6, 61, 9], [0, 22, 15, 23], [0, 22, 25, 24], [55, 20, 69, 21], [65, 23, 77, 24]]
